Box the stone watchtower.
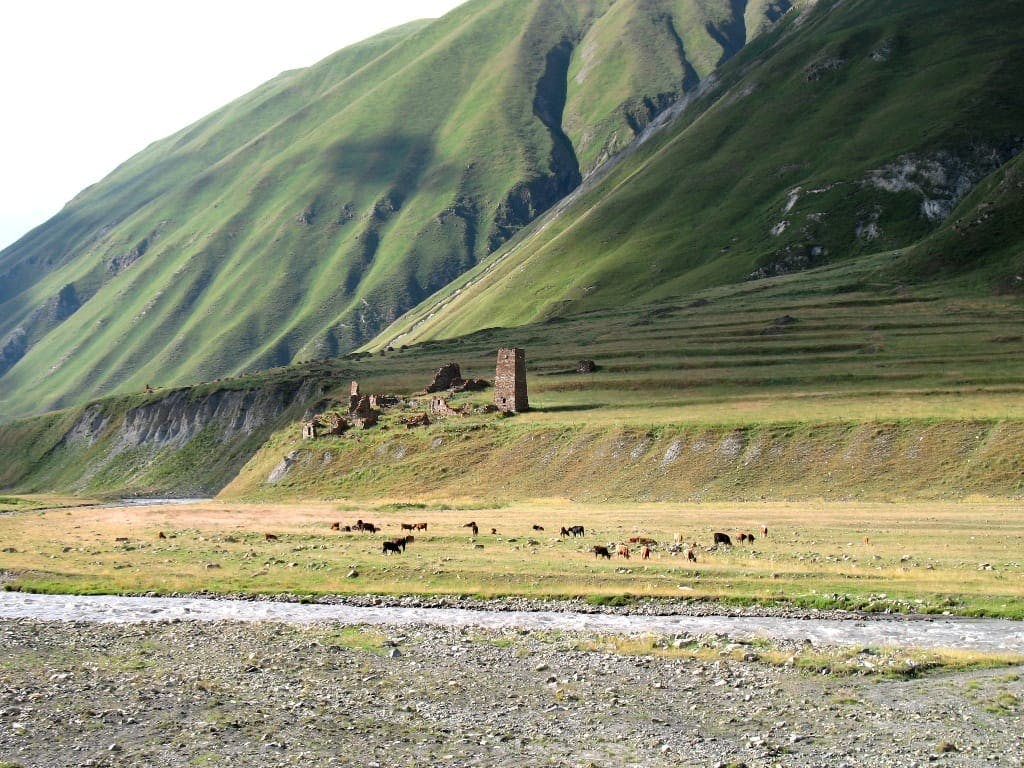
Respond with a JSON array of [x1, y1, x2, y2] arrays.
[[493, 348, 528, 412]]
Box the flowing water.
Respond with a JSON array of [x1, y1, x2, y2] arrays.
[[1, 592, 1021, 651]]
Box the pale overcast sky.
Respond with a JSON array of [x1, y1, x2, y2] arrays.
[[0, 0, 467, 250]]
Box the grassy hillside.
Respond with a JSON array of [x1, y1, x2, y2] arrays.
[[376, 0, 1024, 348], [0, 0, 781, 422], [5, 253, 1024, 501]]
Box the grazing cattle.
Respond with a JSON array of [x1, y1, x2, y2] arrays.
[[464, 521, 479, 536], [342, 525, 352, 532], [388, 537, 409, 552], [592, 545, 612, 559], [617, 545, 631, 559], [265, 533, 279, 542], [330, 522, 341, 531], [713, 532, 732, 547], [490, 528, 498, 535], [382, 540, 403, 555], [414, 522, 428, 531], [738, 532, 754, 544], [761, 525, 769, 538], [569, 525, 585, 538], [628, 536, 657, 546], [400, 523, 415, 531], [532, 524, 545, 531], [640, 546, 651, 560], [686, 548, 698, 563], [401, 535, 414, 545], [157, 531, 167, 539], [863, 536, 870, 544], [560, 526, 571, 538]]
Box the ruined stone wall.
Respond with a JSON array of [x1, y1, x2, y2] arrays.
[[493, 348, 528, 412]]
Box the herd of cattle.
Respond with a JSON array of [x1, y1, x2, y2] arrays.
[[284, 518, 772, 560]]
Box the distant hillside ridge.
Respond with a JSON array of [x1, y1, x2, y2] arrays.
[[373, 0, 1024, 348], [0, 0, 785, 421]]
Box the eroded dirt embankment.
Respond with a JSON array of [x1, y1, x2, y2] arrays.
[[0, 378, 326, 497], [226, 418, 1024, 502]]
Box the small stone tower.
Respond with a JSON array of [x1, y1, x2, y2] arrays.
[[493, 348, 528, 412]]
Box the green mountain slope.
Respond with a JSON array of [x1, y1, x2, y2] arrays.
[[375, 0, 1024, 348], [0, 0, 785, 421]]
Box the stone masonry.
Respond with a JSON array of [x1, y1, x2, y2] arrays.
[[493, 348, 528, 412]]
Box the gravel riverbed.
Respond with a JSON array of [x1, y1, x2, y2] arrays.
[[2, 617, 1022, 768]]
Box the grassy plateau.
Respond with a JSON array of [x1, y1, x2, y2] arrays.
[[2, 498, 1022, 619]]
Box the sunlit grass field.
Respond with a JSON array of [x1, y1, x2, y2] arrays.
[[3, 499, 1022, 618]]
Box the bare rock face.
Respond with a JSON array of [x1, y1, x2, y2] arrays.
[[425, 363, 464, 393]]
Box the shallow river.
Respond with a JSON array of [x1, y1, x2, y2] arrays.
[[1, 592, 1022, 652]]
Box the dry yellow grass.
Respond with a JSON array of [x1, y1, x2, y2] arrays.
[[580, 634, 1024, 676], [2, 499, 1023, 616]]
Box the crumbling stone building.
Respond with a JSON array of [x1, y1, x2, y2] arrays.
[[493, 347, 528, 412]]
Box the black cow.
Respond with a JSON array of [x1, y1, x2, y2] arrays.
[[382, 540, 403, 555], [592, 545, 612, 559], [713, 532, 732, 547]]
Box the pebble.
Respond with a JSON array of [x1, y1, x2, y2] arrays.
[[0, 614, 1019, 767]]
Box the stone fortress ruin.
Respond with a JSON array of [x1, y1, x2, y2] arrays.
[[493, 347, 528, 413], [301, 347, 529, 438]]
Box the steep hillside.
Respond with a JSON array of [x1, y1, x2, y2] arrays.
[[377, 0, 1024, 348], [0, 0, 784, 421]]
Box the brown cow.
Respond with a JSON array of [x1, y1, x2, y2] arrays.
[[761, 525, 769, 538], [640, 546, 651, 560], [592, 545, 612, 559], [628, 536, 657, 546], [414, 522, 428, 531], [491, 528, 498, 535], [157, 531, 167, 539], [464, 521, 479, 536], [532, 524, 545, 531], [686, 548, 698, 563], [330, 522, 341, 531], [738, 532, 754, 544], [400, 523, 415, 531], [265, 533, 279, 541], [617, 545, 631, 559]]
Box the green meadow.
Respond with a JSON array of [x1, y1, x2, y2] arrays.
[[2, 499, 1023, 618]]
